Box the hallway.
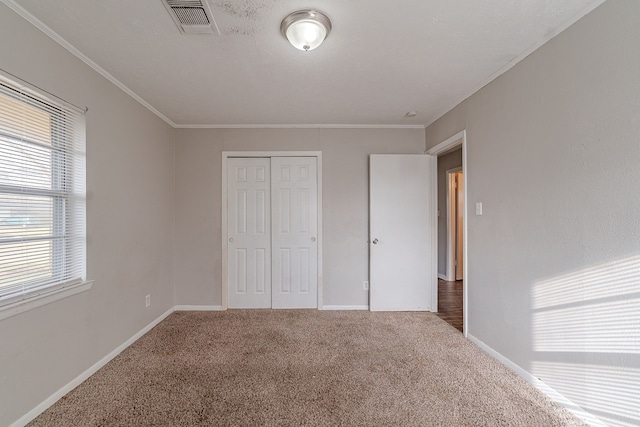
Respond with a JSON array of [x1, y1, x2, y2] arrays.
[[436, 279, 463, 332]]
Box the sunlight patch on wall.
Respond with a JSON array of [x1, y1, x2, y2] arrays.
[[531, 362, 640, 427], [533, 297, 640, 352], [532, 254, 640, 426], [533, 254, 640, 310]]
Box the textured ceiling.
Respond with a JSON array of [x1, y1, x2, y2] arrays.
[[6, 0, 605, 127]]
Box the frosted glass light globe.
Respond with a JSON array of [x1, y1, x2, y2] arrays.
[[281, 10, 332, 52], [286, 20, 327, 51]]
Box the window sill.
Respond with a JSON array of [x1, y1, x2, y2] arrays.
[[0, 280, 93, 321]]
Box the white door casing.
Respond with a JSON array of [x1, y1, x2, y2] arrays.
[[227, 158, 272, 308], [456, 172, 464, 281], [271, 157, 318, 309], [369, 154, 435, 311], [445, 167, 462, 282], [426, 130, 467, 336]]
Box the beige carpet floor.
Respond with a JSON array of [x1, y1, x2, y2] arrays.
[[29, 310, 585, 426]]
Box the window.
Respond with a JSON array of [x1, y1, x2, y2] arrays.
[[0, 72, 86, 309]]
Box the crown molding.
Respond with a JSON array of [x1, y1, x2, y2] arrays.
[[2, 0, 425, 132], [175, 124, 426, 129], [1, 0, 177, 128], [2, 0, 606, 131], [1, 1, 427, 131]]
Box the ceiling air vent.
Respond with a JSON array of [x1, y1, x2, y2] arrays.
[[162, 0, 220, 34]]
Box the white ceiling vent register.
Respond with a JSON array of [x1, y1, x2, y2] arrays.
[[162, 0, 220, 34]]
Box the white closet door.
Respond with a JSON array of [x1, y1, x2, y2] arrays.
[[227, 158, 271, 308], [271, 157, 318, 309]]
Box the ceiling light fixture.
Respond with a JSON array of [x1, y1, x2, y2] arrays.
[[280, 10, 332, 51]]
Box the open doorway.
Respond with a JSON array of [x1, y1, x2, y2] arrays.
[[447, 168, 464, 281], [427, 131, 467, 335]]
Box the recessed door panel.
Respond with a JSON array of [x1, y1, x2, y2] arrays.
[[279, 189, 290, 234], [255, 248, 266, 293], [236, 190, 247, 234]]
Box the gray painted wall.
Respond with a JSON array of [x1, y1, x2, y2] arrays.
[[426, 1, 640, 425], [436, 148, 462, 277], [174, 128, 425, 307], [0, 4, 175, 425]]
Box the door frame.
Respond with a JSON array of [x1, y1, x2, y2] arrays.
[[445, 167, 462, 282], [222, 151, 323, 310], [426, 130, 468, 336]]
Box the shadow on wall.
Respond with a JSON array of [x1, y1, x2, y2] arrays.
[[531, 254, 640, 427]]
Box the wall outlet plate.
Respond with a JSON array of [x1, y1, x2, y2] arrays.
[[363, 281, 369, 291], [145, 294, 150, 308]]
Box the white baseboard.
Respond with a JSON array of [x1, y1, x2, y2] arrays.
[[467, 334, 607, 427], [437, 273, 446, 280], [11, 307, 174, 427], [321, 305, 369, 310], [174, 305, 224, 311]]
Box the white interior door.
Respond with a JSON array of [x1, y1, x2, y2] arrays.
[[227, 158, 271, 308], [369, 154, 435, 311], [271, 157, 318, 309]]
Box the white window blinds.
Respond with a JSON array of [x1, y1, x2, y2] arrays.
[[0, 72, 86, 306]]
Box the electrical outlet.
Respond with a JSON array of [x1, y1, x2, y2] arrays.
[[363, 281, 369, 291], [145, 294, 150, 308]]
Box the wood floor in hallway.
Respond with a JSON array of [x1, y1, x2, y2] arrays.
[[436, 279, 463, 332]]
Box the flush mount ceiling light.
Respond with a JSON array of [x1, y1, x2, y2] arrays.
[[280, 10, 332, 51]]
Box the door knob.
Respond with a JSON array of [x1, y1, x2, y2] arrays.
[[229, 237, 234, 242], [372, 238, 378, 244], [311, 237, 316, 242]]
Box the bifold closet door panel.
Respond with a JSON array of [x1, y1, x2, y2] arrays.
[[271, 157, 318, 309], [227, 158, 272, 308]]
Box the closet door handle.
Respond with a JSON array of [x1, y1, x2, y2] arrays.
[[229, 237, 234, 242]]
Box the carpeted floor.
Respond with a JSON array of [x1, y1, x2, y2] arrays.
[[29, 310, 585, 426]]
